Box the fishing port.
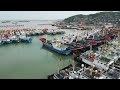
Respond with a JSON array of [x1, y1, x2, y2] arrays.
[[0, 11, 120, 79]]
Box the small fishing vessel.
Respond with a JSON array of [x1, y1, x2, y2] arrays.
[[46, 29, 65, 35], [0, 40, 4, 45], [9, 36, 20, 43], [40, 38, 72, 55], [2, 39, 13, 44], [19, 35, 32, 43], [50, 31, 57, 35], [29, 31, 36, 36], [46, 29, 55, 35], [56, 31, 65, 34], [34, 30, 44, 35], [103, 64, 120, 79]]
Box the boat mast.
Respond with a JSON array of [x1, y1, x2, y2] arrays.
[[46, 34, 47, 43], [90, 34, 94, 53], [72, 59, 75, 72], [57, 63, 60, 74], [57, 56, 62, 74]]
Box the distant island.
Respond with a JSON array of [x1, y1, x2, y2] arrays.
[[63, 11, 120, 26]]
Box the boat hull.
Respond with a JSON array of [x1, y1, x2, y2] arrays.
[[0, 41, 4, 45], [20, 38, 32, 43], [2, 40, 13, 44], [12, 39, 20, 43], [43, 43, 71, 55]]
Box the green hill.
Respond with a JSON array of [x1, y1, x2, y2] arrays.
[[64, 12, 120, 25]]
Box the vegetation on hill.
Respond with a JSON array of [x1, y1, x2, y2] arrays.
[[64, 12, 120, 25]]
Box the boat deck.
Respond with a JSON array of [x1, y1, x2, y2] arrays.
[[104, 69, 120, 79], [52, 44, 68, 51]]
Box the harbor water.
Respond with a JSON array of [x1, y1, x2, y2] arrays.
[[0, 20, 95, 79], [0, 35, 73, 79], [0, 20, 73, 79]]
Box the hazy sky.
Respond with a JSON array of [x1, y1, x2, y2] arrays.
[[0, 11, 103, 20]]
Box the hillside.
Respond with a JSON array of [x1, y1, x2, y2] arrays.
[[64, 12, 120, 26]]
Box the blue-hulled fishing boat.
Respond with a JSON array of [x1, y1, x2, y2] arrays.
[[40, 38, 72, 55], [0, 40, 4, 45], [2, 39, 13, 44], [19, 35, 32, 43], [47, 31, 52, 35], [56, 31, 65, 34]]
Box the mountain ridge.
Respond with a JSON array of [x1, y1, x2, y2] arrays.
[[64, 11, 120, 25]]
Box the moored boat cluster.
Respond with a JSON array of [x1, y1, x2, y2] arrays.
[[0, 28, 65, 46], [39, 28, 117, 55], [46, 29, 120, 79]]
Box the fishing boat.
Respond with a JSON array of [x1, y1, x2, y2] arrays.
[[9, 36, 20, 43], [29, 31, 36, 36], [46, 30, 55, 35], [51, 32, 57, 35], [19, 35, 32, 43], [34, 30, 44, 35], [2, 39, 13, 44], [0, 40, 4, 45], [61, 37, 73, 45], [16, 32, 21, 36], [74, 49, 117, 71], [79, 64, 119, 79], [48, 64, 72, 79], [103, 66, 120, 79], [40, 38, 72, 55], [48, 63, 115, 79], [56, 31, 65, 34], [85, 35, 104, 46], [46, 29, 65, 35], [47, 31, 52, 35], [39, 37, 46, 41], [48, 63, 86, 79], [80, 41, 120, 69], [98, 41, 120, 60], [70, 39, 91, 52]]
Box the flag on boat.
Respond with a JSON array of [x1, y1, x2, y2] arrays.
[[73, 53, 76, 57]]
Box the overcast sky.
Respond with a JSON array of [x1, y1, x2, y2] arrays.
[[0, 11, 105, 20]]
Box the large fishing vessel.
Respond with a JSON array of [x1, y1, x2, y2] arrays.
[[39, 38, 72, 55], [48, 62, 120, 79], [74, 40, 120, 71]]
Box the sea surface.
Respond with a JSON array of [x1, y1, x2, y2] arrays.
[[0, 20, 80, 79]]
